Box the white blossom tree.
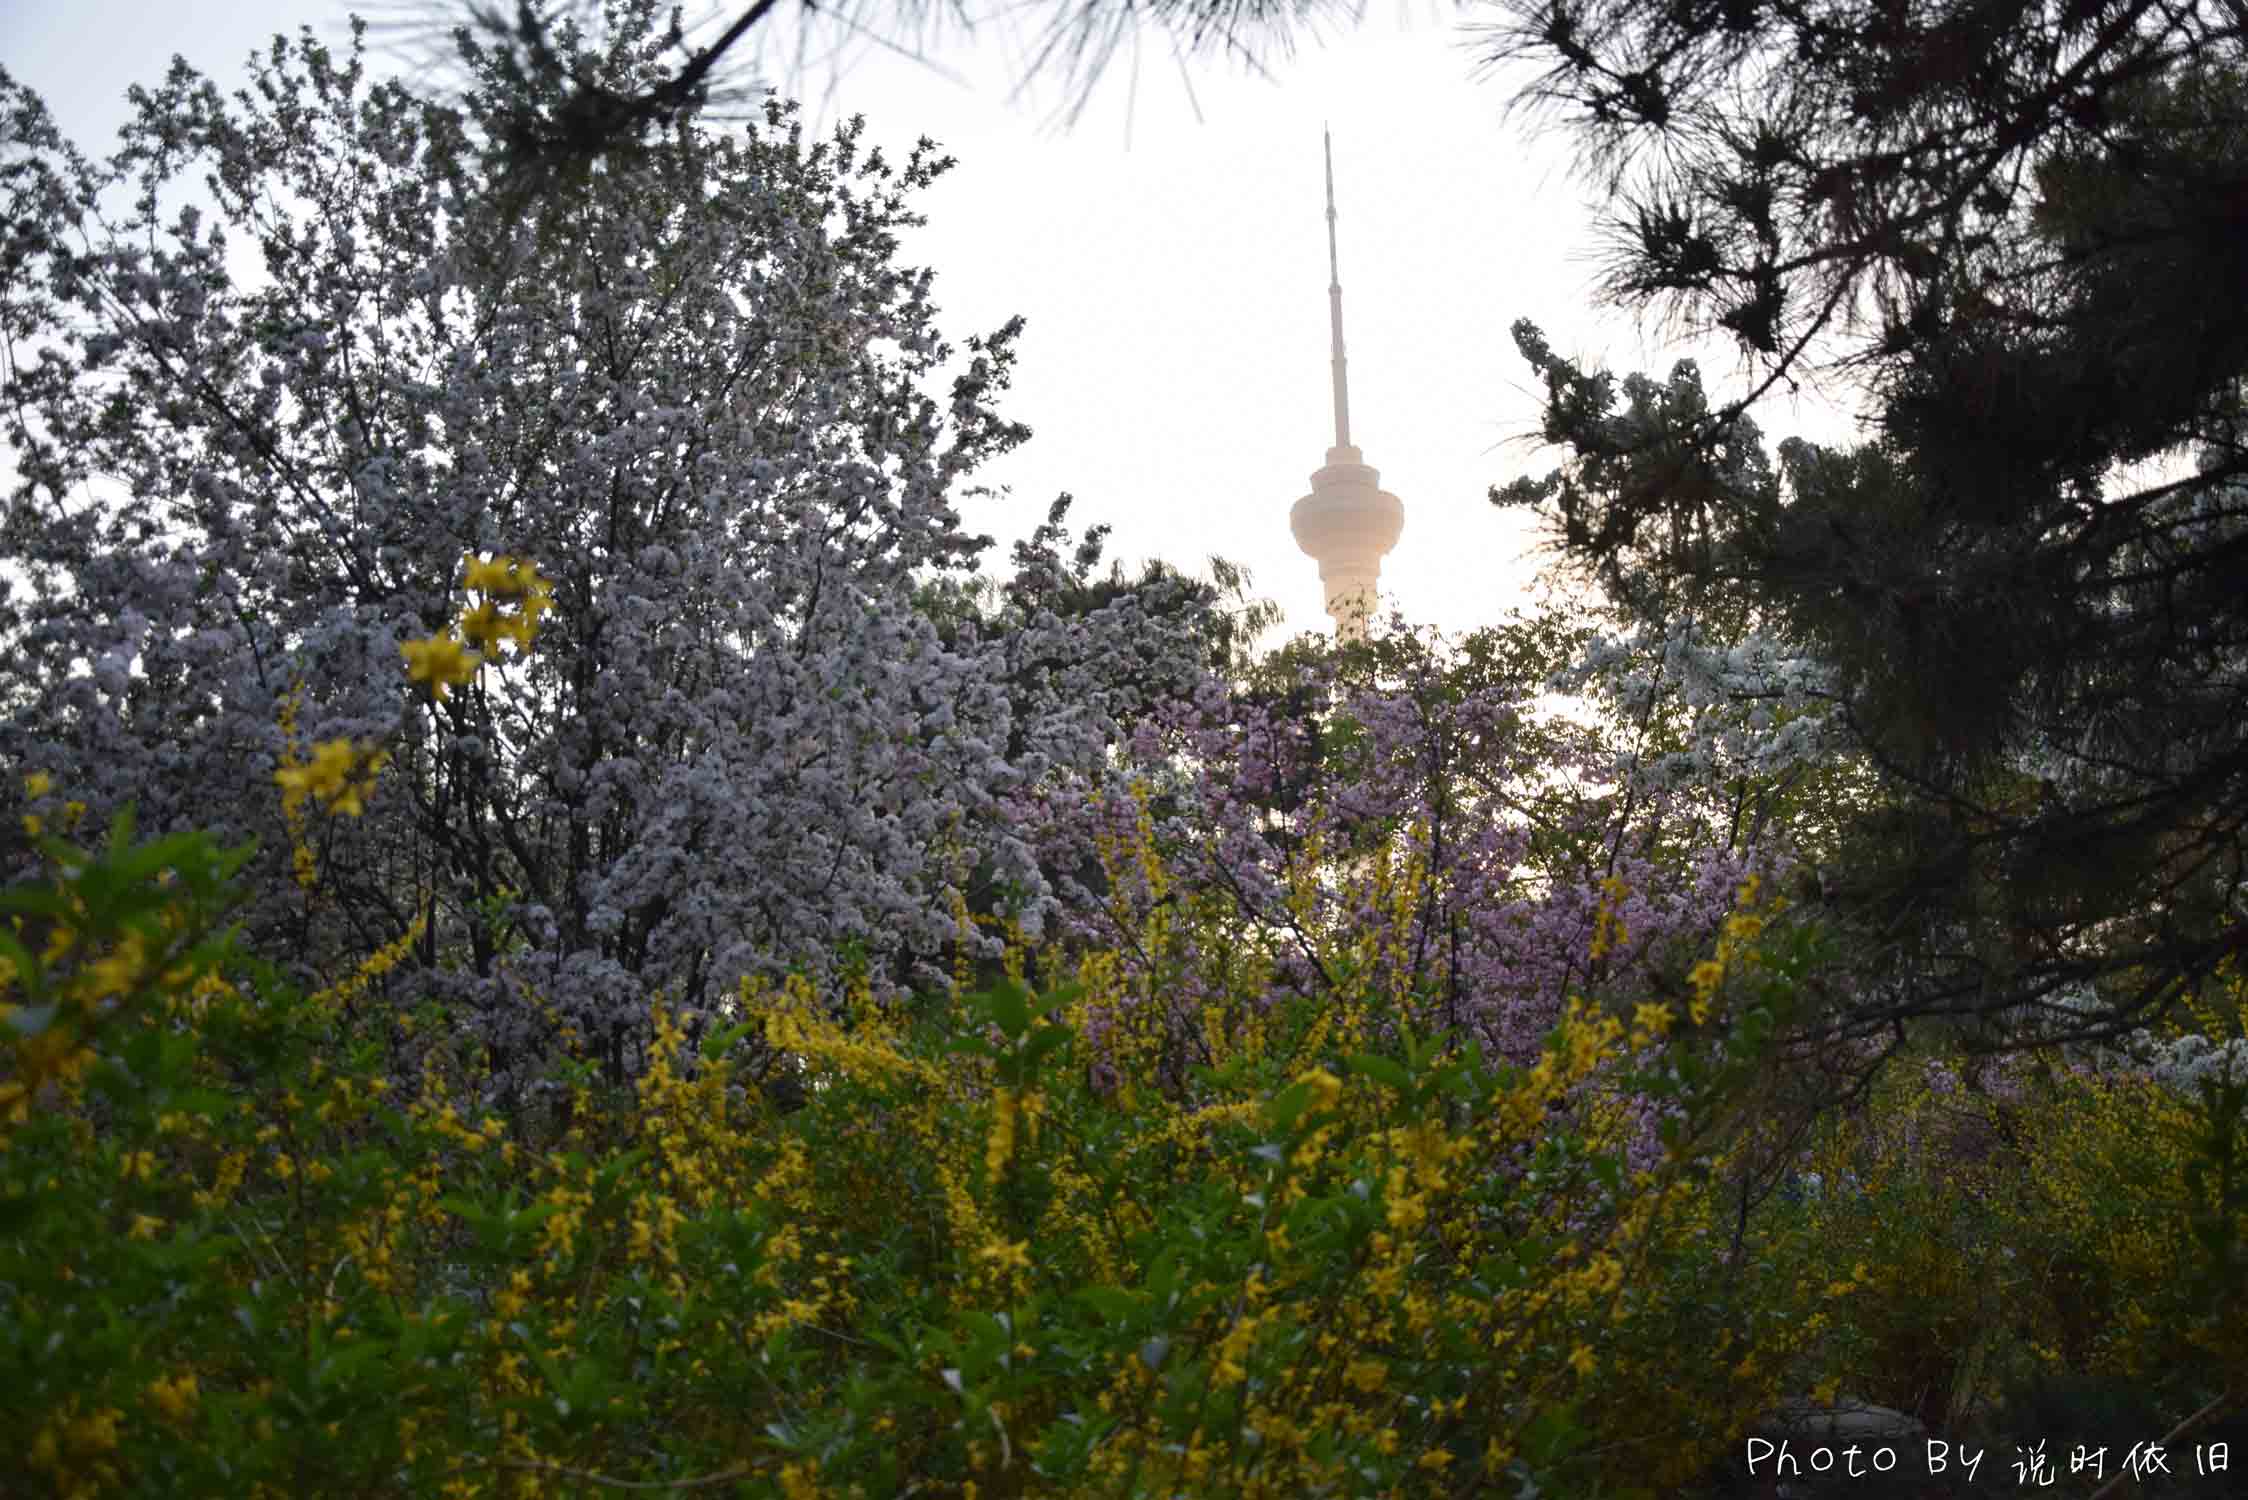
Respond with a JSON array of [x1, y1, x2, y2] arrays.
[[0, 4, 1220, 1090]]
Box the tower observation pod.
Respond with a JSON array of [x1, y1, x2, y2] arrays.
[[1290, 127, 1403, 642]]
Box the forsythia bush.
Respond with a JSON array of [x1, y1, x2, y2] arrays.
[[1754, 978, 2248, 1438], [0, 804, 1817, 1498]]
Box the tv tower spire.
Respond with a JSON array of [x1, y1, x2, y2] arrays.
[[1291, 128, 1403, 642], [1325, 125, 1351, 451]]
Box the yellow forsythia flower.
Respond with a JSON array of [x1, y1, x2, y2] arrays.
[[145, 1372, 199, 1424], [459, 554, 554, 648], [978, 1238, 1031, 1273], [985, 1088, 1018, 1180], [275, 738, 388, 817], [461, 554, 517, 593], [400, 632, 481, 699], [456, 600, 512, 654]]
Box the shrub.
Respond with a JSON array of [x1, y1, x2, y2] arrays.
[[1749, 975, 2248, 1450], [4, 766, 1864, 1497]]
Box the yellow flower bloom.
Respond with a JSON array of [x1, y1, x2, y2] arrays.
[[1297, 1067, 1343, 1114], [276, 738, 388, 816], [400, 632, 481, 699], [979, 1238, 1031, 1273], [128, 1213, 165, 1240], [461, 553, 517, 593], [22, 771, 52, 799], [1688, 958, 1727, 1023], [145, 1372, 199, 1424], [985, 1087, 1018, 1180], [456, 599, 512, 654], [493, 1269, 532, 1320]]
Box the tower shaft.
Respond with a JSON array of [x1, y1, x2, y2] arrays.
[[1325, 127, 1350, 452]]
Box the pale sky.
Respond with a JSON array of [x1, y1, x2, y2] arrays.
[[3, 0, 1870, 646]]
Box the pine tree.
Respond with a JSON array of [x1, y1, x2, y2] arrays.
[[1486, 1, 2248, 1046]]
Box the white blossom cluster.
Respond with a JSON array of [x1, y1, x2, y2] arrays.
[[0, 18, 1222, 1088], [2136, 1032, 2248, 1095], [1551, 616, 1844, 794]]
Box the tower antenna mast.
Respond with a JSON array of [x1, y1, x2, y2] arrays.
[[1324, 124, 1351, 452]]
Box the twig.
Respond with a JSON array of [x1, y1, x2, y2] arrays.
[[2085, 1387, 2233, 1500], [483, 1455, 767, 1491]]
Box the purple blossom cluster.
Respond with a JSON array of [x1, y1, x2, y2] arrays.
[[1010, 618, 1792, 1088]]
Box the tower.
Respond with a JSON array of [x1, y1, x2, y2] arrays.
[[1290, 127, 1404, 642]]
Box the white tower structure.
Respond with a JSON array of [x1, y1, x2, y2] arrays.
[[1290, 127, 1404, 642]]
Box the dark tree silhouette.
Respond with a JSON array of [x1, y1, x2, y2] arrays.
[[1483, 1, 2248, 1052], [374, 0, 1371, 176]]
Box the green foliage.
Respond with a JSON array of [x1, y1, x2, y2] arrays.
[[1749, 986, 2248, 1443], [9, 785, 2248, 1499], [4, 798, 1859, 1499]]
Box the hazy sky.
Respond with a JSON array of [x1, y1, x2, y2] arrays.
[[4, 0, 1869, 645]]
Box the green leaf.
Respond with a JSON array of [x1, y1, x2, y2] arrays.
[[1019, 1023, 1073, 1079], [592, 1148, 650, 1198], [1074, 1286, 1141, 1325], [862, 1327, 913, 1362], [700, 1020, 755, 1061], [1144, 1247, 1182, 1303], [313, 1337, 392, 1390], [0, 884, 74, 921], [986, 978, 1031, 1041], [1266, 1079, 1317, 1133], [170, 1086, 233, 1119], [0, 930, 41, 1003], [1345, 1053, 1412, 1093]]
